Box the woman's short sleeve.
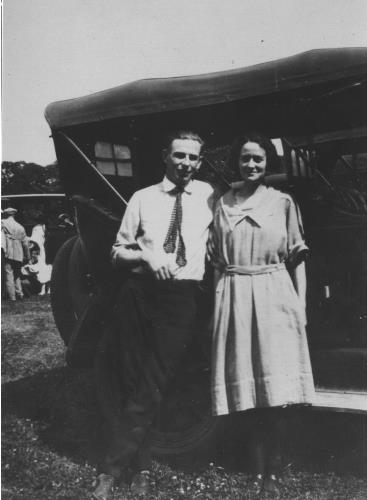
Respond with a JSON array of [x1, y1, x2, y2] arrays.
[[286, 196, 309, 267]]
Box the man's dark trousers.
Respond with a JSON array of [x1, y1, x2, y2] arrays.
[[96, 274, 202, 479]]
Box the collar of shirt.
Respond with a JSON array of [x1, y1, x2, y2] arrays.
[[222, 184, 279, 228], [161, 176, 194, 194]]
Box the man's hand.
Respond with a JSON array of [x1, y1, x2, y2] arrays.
[[141, 250, 175, 280]]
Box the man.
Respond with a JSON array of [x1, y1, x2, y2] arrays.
[[93, 131, 214, 500], [1, 207, 30, 301]]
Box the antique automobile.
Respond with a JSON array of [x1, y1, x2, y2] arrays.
[[45, 47, 367, 456]]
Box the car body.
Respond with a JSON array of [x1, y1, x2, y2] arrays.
[[45, 47, 367, 455]]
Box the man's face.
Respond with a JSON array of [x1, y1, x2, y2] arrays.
[[163, 139, 202, 186]]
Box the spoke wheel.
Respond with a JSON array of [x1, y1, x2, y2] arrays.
[[151, 330, 219, 455], [95, 319, 220, 457], [52, 239, 219, 456]]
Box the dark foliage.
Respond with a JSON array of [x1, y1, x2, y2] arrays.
[[1, 161, 62, 195]]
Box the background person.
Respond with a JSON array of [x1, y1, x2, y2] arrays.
[[29, 213, 52, 294], [29, 213, 47, 265], [210, 133, 314, 494], [21, 249, 43, 296], [1, 207, 30, 301], [92, 131, 214, 500]]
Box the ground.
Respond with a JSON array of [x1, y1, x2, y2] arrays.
[[2, 296, 367, 499]]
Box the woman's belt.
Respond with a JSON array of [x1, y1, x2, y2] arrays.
[[224, 263, 286, 275]]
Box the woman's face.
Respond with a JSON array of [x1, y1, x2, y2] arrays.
[[238, 141, 267, 184]]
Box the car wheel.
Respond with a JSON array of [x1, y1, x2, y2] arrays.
[[50, 236, 78, 344], [150, 334, 221, 456], [67, 237, 93, 316], [94, 321, 220, 457]]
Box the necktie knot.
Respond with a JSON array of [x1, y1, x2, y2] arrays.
[[170, 184, 185, 195]]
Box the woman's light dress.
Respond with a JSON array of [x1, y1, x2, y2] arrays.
[[211, 184, 314, 416]]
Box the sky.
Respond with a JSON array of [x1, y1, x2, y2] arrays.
[[2, 0, 367, 166]]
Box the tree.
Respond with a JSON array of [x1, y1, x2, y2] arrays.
[[1, 161, 62, 195]]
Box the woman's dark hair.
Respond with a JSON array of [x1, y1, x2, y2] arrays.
[[228, 132, 280, 175]]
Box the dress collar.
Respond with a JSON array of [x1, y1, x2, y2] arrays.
[[161, 176, 193, 194], [230, 182, 267, 211], [221, 184, 279, 229]]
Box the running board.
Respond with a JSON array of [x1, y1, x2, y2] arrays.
[[313, 388, 367, 414]]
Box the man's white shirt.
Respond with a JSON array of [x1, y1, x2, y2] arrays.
[[111, 177, 214, 280]]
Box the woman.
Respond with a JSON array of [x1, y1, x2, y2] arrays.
[[30, 214, 47, 264], [211, 133, 314, 493], [29, 214, 52, 295]]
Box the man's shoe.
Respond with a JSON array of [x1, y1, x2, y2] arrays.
[[92, 473, 115, 500], [130, 471, 151, 496]]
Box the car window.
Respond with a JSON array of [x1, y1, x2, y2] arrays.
[[94, 142, 132, 177]]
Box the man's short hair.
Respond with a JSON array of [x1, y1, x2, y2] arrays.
[[165, 130, 204, 151]]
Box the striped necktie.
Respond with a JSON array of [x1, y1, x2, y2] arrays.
[[163, 185, 187, 267]]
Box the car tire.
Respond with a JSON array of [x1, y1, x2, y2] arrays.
[[94, 320, 221, 457], [150, 355, 221, 457], [53, 238, 221, 456], [50, 236, 78, 344], [67, 237, 92, 316]]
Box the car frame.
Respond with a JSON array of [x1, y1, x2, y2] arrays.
[[45, 47, 367, 456]]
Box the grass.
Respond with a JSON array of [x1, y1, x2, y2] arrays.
[[2, 296, 367, 499]]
